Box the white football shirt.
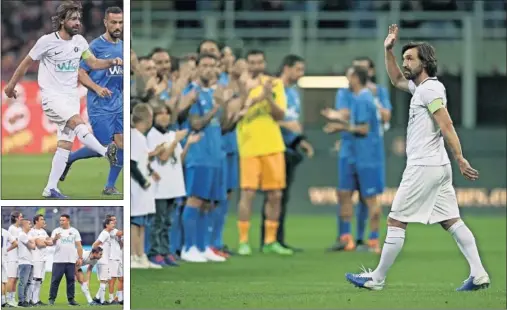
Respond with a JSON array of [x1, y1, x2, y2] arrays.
[[17, 231, 33, 265], [7, 225, 21, 262], [406, 78, 451, 166], [51, 227, 81, 263], [96, 229, 111, 265], [131, 128, 153, 217], [29, 228, 49, 262], [2, 228, 16, 259], [82, 250, 99, 267], [28, 32, 90, 96], [147, 129, 186, 199], [109, 229, 122, 261]]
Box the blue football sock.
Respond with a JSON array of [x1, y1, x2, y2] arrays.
[[196, 210, 209, 252], [212, 200, 228, 248], [106, 148, 123, 188], [356, 201, 369, 241], [68, 147, 100, 164], [182, 206, 199, 251], [369, 231, 379, 240], [204, 211, 212, 250], [169, 204, 182, 254], [341, 220, 351, 237]]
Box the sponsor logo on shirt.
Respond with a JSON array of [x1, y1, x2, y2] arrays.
[[55, 60, 79, 72], [107, 65, 123, 76]]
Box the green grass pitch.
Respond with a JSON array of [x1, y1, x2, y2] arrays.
[[131, 214, 506, 309], [24, 272, 122, 309], [1, 154, 123, 200]]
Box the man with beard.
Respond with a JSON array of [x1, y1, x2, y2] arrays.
[[260, 54, 313, 252], [346, 24, 489, 292], [60, 6, 124, 196], [3, 1, 120, 198], [236, 50, 290, 256], [180, 53, 227, 263]]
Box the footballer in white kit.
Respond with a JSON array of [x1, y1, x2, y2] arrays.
[[29, 215, 53, 306], [346, 24, 489, 292], [91, 218, 115, 304], [3, 1, 122, 199], [107, 214, 123, 305], [2, 228, 17, 308], [76, 248, 103, 306], [6, 212, 23, 306]]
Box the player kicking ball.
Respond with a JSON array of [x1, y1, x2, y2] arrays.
[[3, 1, 120, 199], [345, 24, 490, 292]]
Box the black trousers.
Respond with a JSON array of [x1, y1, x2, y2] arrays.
[[148, 198, 174, 256], [261, 150, 303, 247], [49, 262, 76, 302]]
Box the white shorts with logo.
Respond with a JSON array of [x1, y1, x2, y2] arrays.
[[32, 261, 46, 280], [96, 264, 110, 281], [1, 262, 7, 283], [109, 260, 123, 277], [389, 164, 460, 224], [41, 94, 80, 142], [6, 261, 19, 278]]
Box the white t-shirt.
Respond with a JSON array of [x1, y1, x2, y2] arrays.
[[51, 227, 81, 263], [2, 228, 16, 260], [17, 231, 33, 265], [29, 228, 49, 262], [7, 225, 21, 262], [28, 32, 90, 96], [407, 78, 451, 166], [96, 229, 111, 265], [109, 229, 122, 261], [82, 250, 99, 267], [147, 129, 186, 199], [131, 128, 156, 216]]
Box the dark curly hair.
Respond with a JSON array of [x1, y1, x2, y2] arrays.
[[51, 1, 82, 32], [402, 42, 438, 77]]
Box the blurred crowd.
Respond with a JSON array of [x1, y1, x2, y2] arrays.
[[1, 0, 122, 77]]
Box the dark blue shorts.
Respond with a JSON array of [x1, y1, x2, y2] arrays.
[[185, 165, 226, 202], [338, 158, 384, 198], [89, 111, 123, 145], [225, 153, 239, 191]]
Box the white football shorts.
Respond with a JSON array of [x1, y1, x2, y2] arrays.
[[109, 260, 123, 278], [32, 261, 46, 280], [1, 262, 7, 283], [96, 264, 110, 281], [6, 261, 19, 278], [41, 95, 80, 142], [389, 164, 460, 224]]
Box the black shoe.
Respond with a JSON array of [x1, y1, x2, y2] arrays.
[[59, 162, 72, 181], [35, 301, 47, 306], [48, 299, 55, 305], [326, 240, 348, 252], [68, 300, 79, 306], [110, 300, 120, 305], [280, 243, 304, 252], [93, 297, 101, 304], [101, 301, 110, 306], [18, 301, 31, 307], [119, 301, 123, 305]]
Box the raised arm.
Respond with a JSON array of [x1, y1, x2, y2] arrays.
[[384, 24, 410, 93]]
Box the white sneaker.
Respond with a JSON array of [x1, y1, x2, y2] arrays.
[[181, 246, 208, 263], [139, 254, 162, 269], [7, 301, 19, 307], [131, 255, 148, 269], [202, 247, 226, 262]]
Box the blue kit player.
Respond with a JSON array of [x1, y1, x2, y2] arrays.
[[323, 65, 384, 254], [180, 53, 227, 263], [60, 7, 124, 195]]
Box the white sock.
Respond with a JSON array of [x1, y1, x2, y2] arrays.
[[371, 226, 406, 282], [448, 220, 487, 277], [81, 282, 93, 303], [26, 281, 33, 302], [99, 283, 107, 303], [45, 147, 70, 190], [32, 280, 41, 303], [116, 291, 123, 302], [109, 293, 114, 303], [74, 124, 107, 156], [8, 292, 14, 302], [2, 295, 5, 304]]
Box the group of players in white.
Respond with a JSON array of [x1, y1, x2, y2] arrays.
[[1, 211, 123, 307]]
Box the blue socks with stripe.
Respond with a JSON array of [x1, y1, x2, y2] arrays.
[[68, 147, 99, 164]]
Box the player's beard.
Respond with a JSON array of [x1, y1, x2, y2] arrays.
[[109, 29, 122, 39], [403, 64, 423, 81], [63, 24, 80, 36]]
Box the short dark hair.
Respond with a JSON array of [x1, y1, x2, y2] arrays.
[[52, 1, 82, 31], [138, 56, 152, 62], [196, 53, 218, 65], [103, 218, 114, 228], [401, 42, 438, 77], [60, 214, 71, 220], [197, 39, 219, 54], [33, 214, 44, 225], [10, 211, 21, 224], [91, 247, 103, 254], [350, 65, 369, 86], [281, 54, 304, 68], [150, 47, 169, 57], [354, 56, 375, 69], [105, 6, 122, 16], [246, 49, 265, 60], [105, 214, 115, 220]]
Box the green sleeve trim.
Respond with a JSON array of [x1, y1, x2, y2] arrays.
[[427, 98, 444, 114], [81, 49, 92, 60]]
